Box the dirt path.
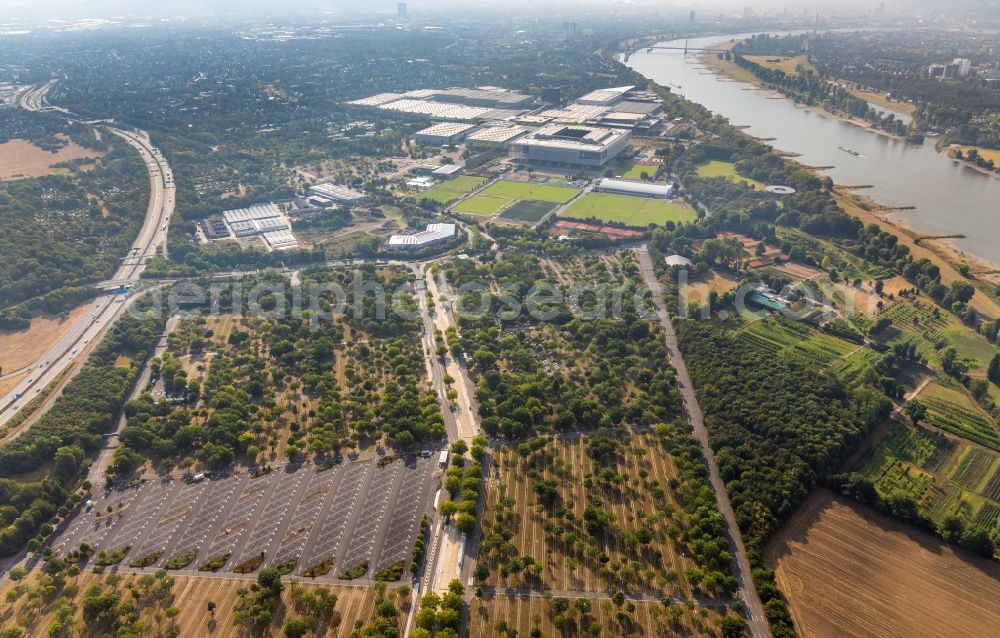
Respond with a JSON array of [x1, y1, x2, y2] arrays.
[[635, 244, 771, 638]]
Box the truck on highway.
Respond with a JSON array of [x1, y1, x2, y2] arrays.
[[438, 450, 449, 468]]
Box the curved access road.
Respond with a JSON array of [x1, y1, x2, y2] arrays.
[[636, 245, 771, 638], [0, 84, 175, 431]]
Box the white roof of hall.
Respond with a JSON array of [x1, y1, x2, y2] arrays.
[[576, 85, 635, 104], [597, 178, 672, 197], [387, 223, 457, 247], [222, 202, 282, 223]]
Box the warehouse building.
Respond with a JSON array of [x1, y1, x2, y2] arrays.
[[262, 230, 299, 251], [415, 122, 478, 145], [387, 223, 457, 250], [465, 125, 529, 147], [510, 125, 631, 167], [201, 216, 231, 240], [434, 87, 533, 108], [309, 183, 367, 206], [595, 178, 673, 198], [432, 164, 464, 180], [222, 203, 288, 238], [576, 85, 634, 106]]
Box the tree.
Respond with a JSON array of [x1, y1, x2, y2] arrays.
[[283, 618, 312, 638], [257, 567, 283, 597], [988, 353, 1000, 385], [904, 400, 927, 424], [720, 616, 750, 638], [960, 526, 995, 557]]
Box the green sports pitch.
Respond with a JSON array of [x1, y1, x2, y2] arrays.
[[479, 179, 581, 204], [414, 176, 486, 204], [452, 194, 511, 216], [499, 200, 556, 223], [561, 192, 698, 227]]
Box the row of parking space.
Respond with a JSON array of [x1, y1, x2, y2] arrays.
[[53, 456, 437, 581]]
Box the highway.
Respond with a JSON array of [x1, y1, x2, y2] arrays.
[[0, 83, 176, 431]]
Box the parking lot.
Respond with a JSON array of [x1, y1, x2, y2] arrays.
[[53, 455, 437, 580]]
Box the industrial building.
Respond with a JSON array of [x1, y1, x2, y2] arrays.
[[432, 164, 464, 179], [415, 122, 478, 145], [222, 203, 288, 238], [576, 85, 634, 106], [465, 125, 529, 147], [349, 86, 533, 122], [262, 230, 299, 251], [434, 87, 533, 108], [595, 178, 673, 198], [201, 216, 231, 240], [308, 183, 367, 206], [510, 125, 631, 167], [387, 223, 457, 250]]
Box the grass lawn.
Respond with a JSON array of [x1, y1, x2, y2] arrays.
[[479, 179, 580, 204], [561, 192, 697, 227], [743, 54, 816, 76], [622, 162, 658, 180], [452, 194, 511, 216], [499, 200, 556, 223], [955, 145, 1000, 166], [414, 175, 485, 204], [696, 160, 765, 190]]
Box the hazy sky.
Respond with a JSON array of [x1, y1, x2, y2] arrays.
[[0, 0, 992, 21]]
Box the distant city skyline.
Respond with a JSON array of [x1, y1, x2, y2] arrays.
[[1, 0, 996, 20]]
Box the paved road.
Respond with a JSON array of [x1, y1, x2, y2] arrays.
[[406, 264, 490, 637], [0, 84, 175, 429], [636, 245, 772, 638]]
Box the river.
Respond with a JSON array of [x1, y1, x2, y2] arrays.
[[626, 34, 1000, 267]]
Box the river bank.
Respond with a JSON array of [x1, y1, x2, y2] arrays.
[[685, 39, 1000, 316], [938, 143, 1000, 181], [832, 189, 1000, 318], [696, 45, 911, 144]]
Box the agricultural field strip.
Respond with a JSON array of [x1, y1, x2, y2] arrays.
[[854, 421, 1000, 535], [49, 456, 436, 579], [469, 594, 724, 638], [919, 381, 1000, 451], [485, 437, 696, 596]]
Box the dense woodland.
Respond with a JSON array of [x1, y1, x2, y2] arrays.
[[0, 111, 146, 318], [0, 306, 164, 557]]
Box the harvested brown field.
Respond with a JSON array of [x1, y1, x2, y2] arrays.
[[0, 301, 92, 373], [0, 136, 102, 179], [765, 488, 1000, 638], [469, 593, 733, 638], [0, 570, 399, 637]]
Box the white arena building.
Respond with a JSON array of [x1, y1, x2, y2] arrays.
[[387, 223, 457, 250], [595, 178, 674, 199]]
